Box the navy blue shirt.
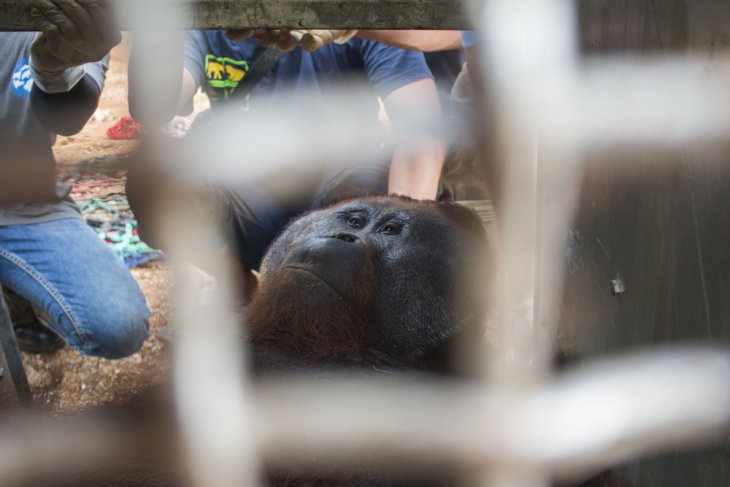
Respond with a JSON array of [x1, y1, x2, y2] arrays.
[[184, 31, 433, 115]]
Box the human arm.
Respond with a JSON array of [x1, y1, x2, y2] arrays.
[[31, 74, 102, 136], [231, 29, 462, 53], [128, 31, 198, 127], [362, 40, 446, 200], [383, 77, 446, 200], [226, 28, 355, 52], [28, 0, 120, 135], [356, 30, 462, 52]]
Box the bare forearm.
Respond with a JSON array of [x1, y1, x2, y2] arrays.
[[128, 31, 187, 127], [384, 78, 446, 200], [357, 30, 462, 51], [388, 140, 445, 200]]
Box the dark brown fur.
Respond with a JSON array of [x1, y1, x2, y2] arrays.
[[247, 264, 377, 365]]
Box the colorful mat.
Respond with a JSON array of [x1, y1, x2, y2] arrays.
[[58, 155, 164, 268]]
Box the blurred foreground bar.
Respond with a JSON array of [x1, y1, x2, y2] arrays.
[[0, 0, 466, 30]]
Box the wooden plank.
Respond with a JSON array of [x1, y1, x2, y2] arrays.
[[0, 0, 466, 31], [562, 0, 730, 369], [577, 0, 730, 52], [557, 2, 730, 485]]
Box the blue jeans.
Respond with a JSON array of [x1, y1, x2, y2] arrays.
[[0, 217, 150, 359]]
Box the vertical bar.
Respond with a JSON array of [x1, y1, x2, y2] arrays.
[[115, 0, 260, 483], [465, 0, 582, 484], [0, 289, 31, 408]]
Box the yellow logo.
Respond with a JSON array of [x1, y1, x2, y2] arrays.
[[207, 60, 225, 80], [226, 64, 245, 83], [204, 55, 249, 100]]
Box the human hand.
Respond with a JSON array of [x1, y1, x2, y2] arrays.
[[30, 0, 121, 73], [289, 29, 358, 51], [226, 28, 357, 52]]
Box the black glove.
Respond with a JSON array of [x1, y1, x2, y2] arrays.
[[30, 0, 121, 92]]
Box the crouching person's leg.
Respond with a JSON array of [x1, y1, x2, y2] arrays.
[[0, 218, 150, 359], [127, 159, 286, 302]]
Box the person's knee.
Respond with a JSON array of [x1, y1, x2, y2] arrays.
[[77, 299, 150, 359]]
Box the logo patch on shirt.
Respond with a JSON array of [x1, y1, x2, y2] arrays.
[[204, 54, 249, 101], [11, 57, 33, 98]]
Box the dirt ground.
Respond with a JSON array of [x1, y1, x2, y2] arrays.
[[20, 36, 209, 411], [53, 38, 138, 165]]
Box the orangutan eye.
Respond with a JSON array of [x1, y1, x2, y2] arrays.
[[347, 215, 365, 229], [380, 222, 402, 235]]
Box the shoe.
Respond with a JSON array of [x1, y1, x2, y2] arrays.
[[13, 319, 65, 355]]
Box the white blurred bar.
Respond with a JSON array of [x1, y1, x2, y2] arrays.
[[1, 348, 728, 485], [252, 348, 730, 480]]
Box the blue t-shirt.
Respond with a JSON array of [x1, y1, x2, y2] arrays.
[[461, 31, 479, 49], [183, 31, 433, 116]]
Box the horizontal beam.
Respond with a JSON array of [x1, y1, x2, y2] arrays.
[[0, 0, 467, 31]]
